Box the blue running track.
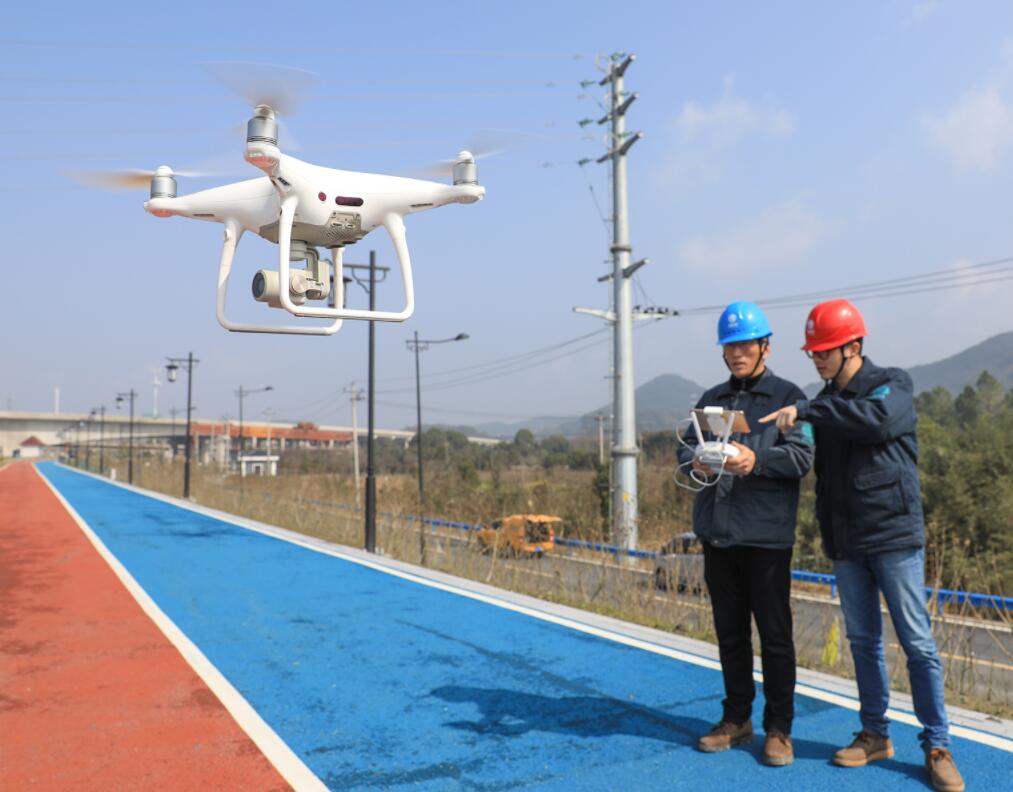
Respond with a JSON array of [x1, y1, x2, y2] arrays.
[[38, 462, 1013, 791]]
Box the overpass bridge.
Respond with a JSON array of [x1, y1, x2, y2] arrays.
[[0, 410, 501, 461]]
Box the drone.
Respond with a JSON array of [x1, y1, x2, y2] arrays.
[[81, 66, 486, 336]]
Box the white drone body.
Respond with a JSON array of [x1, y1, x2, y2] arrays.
[[141, 106, 484, 335]]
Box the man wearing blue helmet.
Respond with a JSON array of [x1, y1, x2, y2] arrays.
[[677, 301, 813, 767]]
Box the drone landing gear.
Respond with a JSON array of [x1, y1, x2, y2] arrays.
[[216, 219, 343, 335], [273, 195, 415, 323]]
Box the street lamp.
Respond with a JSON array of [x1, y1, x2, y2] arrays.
[[115, 389, 137, 484], [90, 406, 106, 475], [166, 353, 199, 498], [234, 385, 273, 473], [405, 331, 469, 560], [84, 412, 93, 471]]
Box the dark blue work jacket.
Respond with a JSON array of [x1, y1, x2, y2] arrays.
[[796, 358, 925, 560], [677, 369, 814, 549]]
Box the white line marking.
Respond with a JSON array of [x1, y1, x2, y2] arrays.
[[32, 464, 328, 792], [42, 462, 1013, 754]]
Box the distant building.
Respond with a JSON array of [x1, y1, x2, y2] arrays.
[[239, 454, 280, 477], [14, 436, 46, 459]]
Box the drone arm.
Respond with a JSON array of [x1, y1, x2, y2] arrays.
[[215, 217, 343, 335]]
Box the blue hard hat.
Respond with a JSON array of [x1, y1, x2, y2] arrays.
[[717, 301, 772, 345]]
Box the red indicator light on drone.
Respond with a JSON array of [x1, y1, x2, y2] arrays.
[[335, 196, 364, 207], [318, 192, 327, 201]]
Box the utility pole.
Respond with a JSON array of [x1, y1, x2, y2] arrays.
[[595, 414, 606, 466], [335, 251, 389, 552], [344, 382, 365, 508], [84, 414, 93, 471], [365, 251, 378, 552], [151, 368, 162, 419], [405, 330, 469, 564], [115, 389, 137, 484], [577, 52, 644, 553], [169, 407, 179, 455], [235, 385, 273, 475], [91, 406, 106, 475]]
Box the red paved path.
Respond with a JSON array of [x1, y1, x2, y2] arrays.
[[0, 462, 291, 790]]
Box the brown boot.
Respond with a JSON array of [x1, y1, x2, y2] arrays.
[[762, 731, 794, 766], [697, 719, 753, 753], [926, 748, 965, 792], [833, 730, 895, 767]]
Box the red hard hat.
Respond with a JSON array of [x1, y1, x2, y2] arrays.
[[802, 298, 868, 352]]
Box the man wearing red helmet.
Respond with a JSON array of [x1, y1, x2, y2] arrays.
[[760, 299, 964, 792]]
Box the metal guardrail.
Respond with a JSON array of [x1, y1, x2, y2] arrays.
[[237, 491, 1013, 612]]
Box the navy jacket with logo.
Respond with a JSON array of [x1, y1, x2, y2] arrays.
[[677, 369, 814, 549], [795, 358, 925, 560]]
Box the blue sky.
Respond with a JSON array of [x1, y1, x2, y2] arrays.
[[4, 1, 1013, 430]]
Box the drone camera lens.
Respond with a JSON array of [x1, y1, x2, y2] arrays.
[[252, 271, 266, 299]]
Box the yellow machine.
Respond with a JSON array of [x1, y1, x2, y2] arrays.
[[476, 514, 560, 556]]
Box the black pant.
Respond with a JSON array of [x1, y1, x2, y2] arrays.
[[703, 542, 795, 734]]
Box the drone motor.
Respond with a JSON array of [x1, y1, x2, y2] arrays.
[[149, 166, 177, 199], [452, 151, 477, 186], [246, 105, 279, 146]]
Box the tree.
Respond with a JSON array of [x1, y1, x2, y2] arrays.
[[513, 428, 537, 455], [976, 371, 1004, 413]]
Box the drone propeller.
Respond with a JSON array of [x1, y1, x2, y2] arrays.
[[67, 166, 212, 190], [412, 129, 537, 179], [415, 146, 500, 179], [206, 61, 318, 117]]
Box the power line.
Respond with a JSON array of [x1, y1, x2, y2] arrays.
[[373, 400, 548, 420], [675, 255, 1013, 315], [376, 327, 609, 384], [376, 333, 613, 395]]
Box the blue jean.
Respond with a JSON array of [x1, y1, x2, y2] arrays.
[[833, 547, 949, 749]]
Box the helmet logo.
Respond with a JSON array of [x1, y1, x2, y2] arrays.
[[806, 318, 815, 335], [727, 313, 738, 324]]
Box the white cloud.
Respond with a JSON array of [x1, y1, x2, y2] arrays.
[[924, 37, 1013, 172], [678, 202, 829, 274], [673, 76, 795, 145], [925, 87, 1013, 171], [905, 0, 941, 26], [660, 77, 795, 193]]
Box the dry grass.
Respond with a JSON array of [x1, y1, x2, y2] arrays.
[[94, 454, 1013, 719]]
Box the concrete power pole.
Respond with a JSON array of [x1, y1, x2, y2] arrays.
[[599, 52, 643, 552]]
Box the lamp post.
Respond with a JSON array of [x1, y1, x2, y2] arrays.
[[234, 385, 273, 474], [84, 413, 93, 471], [89, 406, 106, 474], [115, 389, 137, 484], [405, 331, 469, 561], [166, 353, 199, 498]]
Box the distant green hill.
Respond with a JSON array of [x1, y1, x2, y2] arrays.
[[476, 332, 1013, 438], [803, 330, 1013, 397], [907, 331, 1013, 393], [576, 373, 705, 433], [475, 373, 705, 438]]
